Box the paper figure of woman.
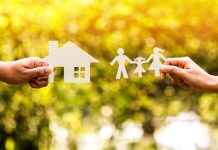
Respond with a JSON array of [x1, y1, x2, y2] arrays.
[[145, 47, 167, 77]]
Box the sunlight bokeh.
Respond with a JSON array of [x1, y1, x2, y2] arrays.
[[0, 0, 218, 149]]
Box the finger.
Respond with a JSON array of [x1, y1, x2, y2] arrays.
[[161, 65, 186, 79], [28, 66, 53, 79], [33, 75, 49, 81], [170, 74, 189, 89], [161, 72, 166, 80], [29, 81, 42, 89], [164, 57, 191, 68], [29, 82, 38, 88], [29, 80, 48, 88], [34, 80, 49, 87], [161, 66, 167, 79], [23, 57, 49, 69], [161, 58, 182, 79], [34, 61, 49, 68]]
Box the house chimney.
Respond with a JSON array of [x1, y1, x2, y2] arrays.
[[49, 41, 58, 54]]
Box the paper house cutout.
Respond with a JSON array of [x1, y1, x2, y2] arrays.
[[44, 41, 99, 83]]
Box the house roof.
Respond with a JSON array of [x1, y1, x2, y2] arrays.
[[44, 41, 99, 66]]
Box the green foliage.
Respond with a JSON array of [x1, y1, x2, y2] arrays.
[[0, 0, 218, 149]]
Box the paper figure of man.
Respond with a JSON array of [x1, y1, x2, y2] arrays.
[[110, 48, 132, 79], [146, 47, 167, 77], [133, 57, 147, 78]]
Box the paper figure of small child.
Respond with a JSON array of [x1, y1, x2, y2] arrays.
[[145, 47, 167, 77], [132, 57, 147, 78], [110, 48, 132, 79]]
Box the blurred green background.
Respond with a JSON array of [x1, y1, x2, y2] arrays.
[[0, 0, 218, 150]]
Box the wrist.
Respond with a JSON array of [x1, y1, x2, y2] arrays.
[[0, 61, 14, 84], [207, 75, 218, 93]]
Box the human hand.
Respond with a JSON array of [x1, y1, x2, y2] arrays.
[[161, 57, 218, 92], [0, 57, 52, 88]]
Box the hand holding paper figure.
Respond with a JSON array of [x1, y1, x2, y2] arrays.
[[161, 57, 218, 92]]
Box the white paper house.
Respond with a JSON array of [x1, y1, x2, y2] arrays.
[[44, 41, 99, 83]]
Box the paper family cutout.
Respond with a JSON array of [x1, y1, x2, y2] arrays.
[[44, 41, 166, 83], [110, 47, 166, 79]]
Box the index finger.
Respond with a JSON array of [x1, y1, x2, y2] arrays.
[[23, 57, 49, 69], [164, 57, 191, 69]]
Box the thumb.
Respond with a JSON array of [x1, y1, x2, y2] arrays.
[[161, 65, 186, 79], [28, 66, 53, 78]]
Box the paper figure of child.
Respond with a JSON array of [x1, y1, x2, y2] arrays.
[[146, 47, 167, 77], [110, 48, 133, 79], [133, 57, 147, 78]]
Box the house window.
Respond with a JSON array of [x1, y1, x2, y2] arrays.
[[74, 67, 86, 79]]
